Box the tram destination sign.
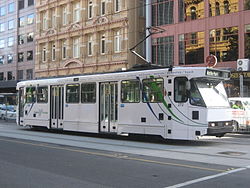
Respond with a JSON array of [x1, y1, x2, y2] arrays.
[[206, 69, 229, 78]]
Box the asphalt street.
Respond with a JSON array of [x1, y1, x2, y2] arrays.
[[0, 120, 250, 188]]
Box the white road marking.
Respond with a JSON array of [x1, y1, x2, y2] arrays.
[[165, 166, 250, 188]]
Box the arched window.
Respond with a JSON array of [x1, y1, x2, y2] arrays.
[[209, 4, 212, 17], [224, 1, 230, 14], [215, 2, 220, 16], [190, 6, 197, 20]]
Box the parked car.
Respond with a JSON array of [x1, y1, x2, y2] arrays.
[[228, 97, 250, 130], [0, 104, 16, 120]]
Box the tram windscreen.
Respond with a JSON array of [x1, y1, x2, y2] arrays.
[[190, 79, 229, 107]]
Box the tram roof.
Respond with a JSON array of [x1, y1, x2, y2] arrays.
[[16, 66, 229, 88]]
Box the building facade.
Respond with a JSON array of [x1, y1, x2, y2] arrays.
[[35, 0, 146, 78], [0, 0, 35, 93], [151, 0, 250, 97]]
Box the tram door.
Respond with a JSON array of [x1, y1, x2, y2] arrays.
[[100, 82, 118, 133], [50, 86, 64, 129], [18, 87, 24, 125]]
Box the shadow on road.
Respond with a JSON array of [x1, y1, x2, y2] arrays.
[[1, 119, 229, 147]]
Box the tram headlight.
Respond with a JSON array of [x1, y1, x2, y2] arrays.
[[209, 123, 216, 127], [225, 122, 229, 126]]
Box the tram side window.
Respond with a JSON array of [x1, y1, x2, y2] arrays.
[[81, 83, 96, 103], [37, 86, 48, 103], [66, 84, 80, 103], [121, 80, 140, 103], [26, 87, 36, 103], [142, 78, 164, 103], [174, 77, 188, 103]]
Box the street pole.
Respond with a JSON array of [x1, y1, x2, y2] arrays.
[[240, 74, 244, 97], [146, 0, 152, 63]]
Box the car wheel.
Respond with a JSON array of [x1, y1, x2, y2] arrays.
[[1, 114, 4, 120]]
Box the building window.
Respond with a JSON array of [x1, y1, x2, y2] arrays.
[[88, 37, 93, 56], [152, 36, 174, 66], [27, 32, 34, 42], [52, 44, 56, 61], [215, 2, 220, 16], [8, 3, 15, 13], [51, 9, 56, 27], [26, 69, 33, 80], [88, 1, 93, 19], [0, 39, 5, 48], [0, 6, 6, 16], [245, 0, 250, 10], [27, 50, 33, 61], [73, 38, 80, 58], [0, 23, 4, 32], [7, 71, 13, 80], [245, 24, 250, 59], [209, 4, 212, 16], [210, 0, 238, 16], [0, 55, 4, 64], [18, 70, 23, 80], [179, 32, 204, 65], [18, 34, 25, 45], [42, 47, 46, 62], [209, 27, 238, 62], [19, 16, 25, 27], [115, 0, 121, 12], [8, 37, 14, 47], [73, 2, 80, 23], [62, 40, 67, 59], [153, 0, 174, 26], [224, 1, 230, 14], [42, 12, 47, 30], [18, 0, 25, 10], [62, 6, 67, 25], [190, 6, 197, 20], [100, 35, 105, 54], [8, 20, 15, 30], [7, 54, 13, 64], [0, 72, 4, 80], [27, 13, 35, 25], [28, 0, 34, 6], [114, 31, 121, 53], [18, 52, 24, 62], [179, 0, 204, 22], [101, 1, 106, 15]]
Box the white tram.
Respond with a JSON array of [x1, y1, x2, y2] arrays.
[[16, 67, 233, 140]]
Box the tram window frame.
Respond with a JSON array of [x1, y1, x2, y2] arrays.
[[121, 80, 140, 103], [81, 82, 96, 103], [25, 87, 36, 103], [142, 77, 164, 103], [37, 86, 48, 103], [66, 84, 80, 103], [174, 77, 188, 103]]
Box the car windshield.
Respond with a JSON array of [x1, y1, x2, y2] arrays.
[[242, 99, 250, 110], [190, 79, 229, 107]]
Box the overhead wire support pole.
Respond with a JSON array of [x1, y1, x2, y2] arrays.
[[129, 26, 165, 64]]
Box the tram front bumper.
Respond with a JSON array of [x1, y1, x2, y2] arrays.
[[206, 121, 234, 136]]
